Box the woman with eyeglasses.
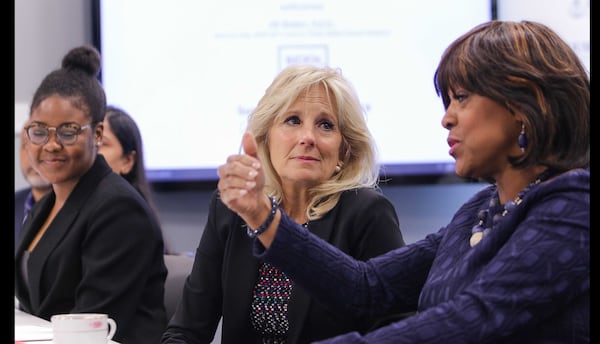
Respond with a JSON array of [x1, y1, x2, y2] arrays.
[[15, 45, 168, 344]]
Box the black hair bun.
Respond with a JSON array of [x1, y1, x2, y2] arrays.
[[61, 45, 101, 78]]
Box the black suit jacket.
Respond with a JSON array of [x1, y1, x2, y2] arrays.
[[15, 155, 168, 344], [162, 188, 406, 344], [15, 187, 32, 248]]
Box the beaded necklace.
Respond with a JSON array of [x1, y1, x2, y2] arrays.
[[469, 169, 553, 247]]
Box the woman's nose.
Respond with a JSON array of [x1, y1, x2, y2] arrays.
[[441, 110, 455, 130], [299, 126, 316, 145]]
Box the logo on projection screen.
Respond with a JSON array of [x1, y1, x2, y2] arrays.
[[278, 45, 329, 69]]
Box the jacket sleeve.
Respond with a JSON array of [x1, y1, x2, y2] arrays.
[[161, 190, 227, 343]]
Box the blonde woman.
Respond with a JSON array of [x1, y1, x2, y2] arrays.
[[162, 65, 407, 344]]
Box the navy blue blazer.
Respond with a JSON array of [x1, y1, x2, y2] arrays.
[[15, 155, 168, 344], [15, 187, 32, 248], [162, 187, 407, 344], [258, 169, 590, 343]]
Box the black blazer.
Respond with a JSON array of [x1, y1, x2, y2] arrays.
[[162, 188, 406, 344], [15, 155, 168, 344]]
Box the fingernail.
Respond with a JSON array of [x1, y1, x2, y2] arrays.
[[246, 181, 256, 188], [248, 170, 257, 177]]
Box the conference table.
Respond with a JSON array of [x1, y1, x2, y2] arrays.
[[15, 308, 120, 343]]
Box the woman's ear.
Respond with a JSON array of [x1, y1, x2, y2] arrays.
[[94, 122, 104, 146], [120, 150, 137, 175]]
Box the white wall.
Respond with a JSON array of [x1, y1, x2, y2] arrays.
[[14, 0, 93, 190]]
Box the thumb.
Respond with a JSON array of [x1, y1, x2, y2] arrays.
[[242, 131, 259, 158]]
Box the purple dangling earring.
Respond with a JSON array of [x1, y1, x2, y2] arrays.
[[518, 123, 527, 153]]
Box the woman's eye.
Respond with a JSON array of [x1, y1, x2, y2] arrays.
[[284, 116, 301, 125], [32, 130, 46, 138], [319, 121, 335, 131], [59, 131, 77, 139], [452, 93, 468, 102]]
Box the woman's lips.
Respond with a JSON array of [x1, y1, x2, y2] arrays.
[[447, 138, 459, 156]]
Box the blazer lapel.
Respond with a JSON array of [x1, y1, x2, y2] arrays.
[[15, 191, 57, 311]]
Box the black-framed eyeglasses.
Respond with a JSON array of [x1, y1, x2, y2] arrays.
[[25, 122, 92, 146]]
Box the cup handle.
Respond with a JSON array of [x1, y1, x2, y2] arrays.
[[107, 318, 117, 340]]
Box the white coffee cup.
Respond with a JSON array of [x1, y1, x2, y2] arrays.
[[51, 313, 117, 344]]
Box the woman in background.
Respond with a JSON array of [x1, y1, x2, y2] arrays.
[[99, 105, 158, 214], [98, 105, 172, 253], [162, 64, 408, 344], [217, 21, 589, 343], [15, 45, 168, 344]]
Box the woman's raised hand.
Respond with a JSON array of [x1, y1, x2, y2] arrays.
[[217, 132, 267, 225]]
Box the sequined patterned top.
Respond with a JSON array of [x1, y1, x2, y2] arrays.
[[251, 262, 293, 343]]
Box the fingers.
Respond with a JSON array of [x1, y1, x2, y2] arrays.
[[217, 132, 264, 217], [217, 158, 257, 198], [217, 155, 260, 189], [217, 158, 260, 215]]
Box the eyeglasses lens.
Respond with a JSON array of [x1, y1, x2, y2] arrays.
[[27, 124, 83, 145]]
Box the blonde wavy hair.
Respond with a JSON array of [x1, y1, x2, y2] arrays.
[[246, 64, 380, 220]]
